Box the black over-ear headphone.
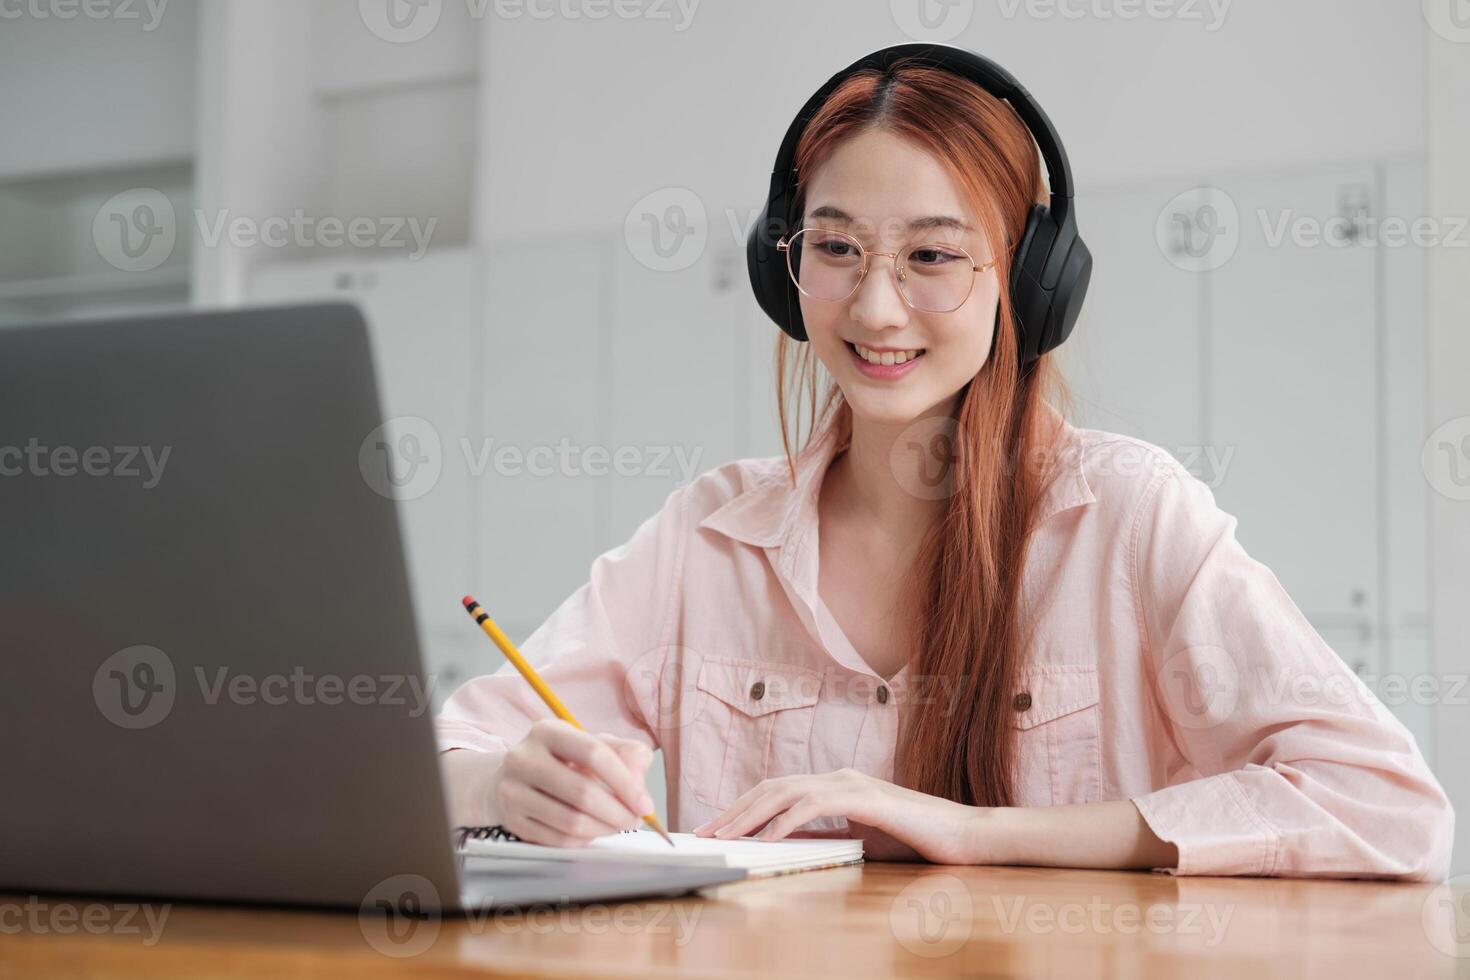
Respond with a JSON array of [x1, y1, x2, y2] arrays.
[[746, 43, 1092, 365]]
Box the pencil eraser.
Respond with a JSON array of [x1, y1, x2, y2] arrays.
[[461, 595, 477, 610]]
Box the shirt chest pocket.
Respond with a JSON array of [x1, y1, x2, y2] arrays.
[[681, 658, 822, 810], [1010, 664, 1103, 807]]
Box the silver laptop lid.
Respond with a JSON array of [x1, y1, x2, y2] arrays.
[[0, 303, 465, 910]]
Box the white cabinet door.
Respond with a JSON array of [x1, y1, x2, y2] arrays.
[[1058, 184, 1206, 456], [0, 6, 197, 178], [1380, 158, 1430, 627], [1378, 157, 1432, 746], [247, 250, 483, 689], [606, 236, 742, 546], [478, 238, 610, 647], [1209, 167, 1380, 667], [740, 296, 790, 462]]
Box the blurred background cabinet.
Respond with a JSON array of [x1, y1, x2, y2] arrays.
[[0, 2, 198, 327], [1062, 161, 1431, 724]]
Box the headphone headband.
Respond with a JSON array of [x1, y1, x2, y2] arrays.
[[767, 44, 1074, 210]]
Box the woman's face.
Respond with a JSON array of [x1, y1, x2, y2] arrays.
[[796, 128, 1003, 425]]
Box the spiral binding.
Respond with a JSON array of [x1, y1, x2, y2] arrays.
[[454, 824, 521, 850], [454, 824, 642, 850]]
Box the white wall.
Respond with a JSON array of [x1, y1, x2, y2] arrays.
[[476, 0, 1427, 242], [193, 0, 325, 305]]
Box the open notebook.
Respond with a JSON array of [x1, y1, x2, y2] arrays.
[[459, 829, 864, 878]]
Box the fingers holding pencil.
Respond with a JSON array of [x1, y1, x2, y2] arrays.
[[497, 721, 653, 845], [460, 594, 673, 846], [533, 721, 655, 820]]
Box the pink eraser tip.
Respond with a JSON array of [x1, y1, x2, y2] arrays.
[[461, 596, 477, 609]]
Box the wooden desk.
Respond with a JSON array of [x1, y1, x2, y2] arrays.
[[2, 864, 1466, 979]]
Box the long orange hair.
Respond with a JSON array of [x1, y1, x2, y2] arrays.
[[774, 60, 1071, 807]]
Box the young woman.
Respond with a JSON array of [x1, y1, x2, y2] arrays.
[[437, 47, 1453, 878]]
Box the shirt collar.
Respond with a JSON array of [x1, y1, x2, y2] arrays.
[[696, 421, 843, 552], [697, 405, 1095, 552]]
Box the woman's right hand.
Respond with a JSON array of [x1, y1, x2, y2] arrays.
[[492, 718, 656, 847]]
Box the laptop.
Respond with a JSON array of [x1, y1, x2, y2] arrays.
[[0, 303, 745, 912]]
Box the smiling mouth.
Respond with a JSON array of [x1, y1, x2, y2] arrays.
[[847, 341, 927, 366]]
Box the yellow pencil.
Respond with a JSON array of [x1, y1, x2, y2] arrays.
[[460, 594, 674, 846]]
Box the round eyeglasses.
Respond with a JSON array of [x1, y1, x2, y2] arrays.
[[776, 228, 995, 314]]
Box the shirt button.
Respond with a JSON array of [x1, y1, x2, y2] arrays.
[[876, 685, 889, 704], [750, 680, 765, 701], [1013, 691, 1032, 712]]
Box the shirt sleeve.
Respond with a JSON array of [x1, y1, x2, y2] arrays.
[[434, 483, 690, 755], [1126, 459, 1455, 880]]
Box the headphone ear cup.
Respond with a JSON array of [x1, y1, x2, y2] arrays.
[[746, 202, 808, 341], [1007, 205, 1092, 362], [1008, 204, 1052, 362], [1045, 233, 1092, 355]]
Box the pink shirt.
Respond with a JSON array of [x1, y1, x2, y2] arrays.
[[436, 417, 1454, 880]]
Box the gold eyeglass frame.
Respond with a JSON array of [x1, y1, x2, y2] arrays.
[[776, 227, 997, 313]]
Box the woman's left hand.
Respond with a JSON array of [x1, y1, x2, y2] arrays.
[[690, 768, 987, 865]]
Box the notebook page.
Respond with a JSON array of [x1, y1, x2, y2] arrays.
[[461, 830, 863, 875]]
